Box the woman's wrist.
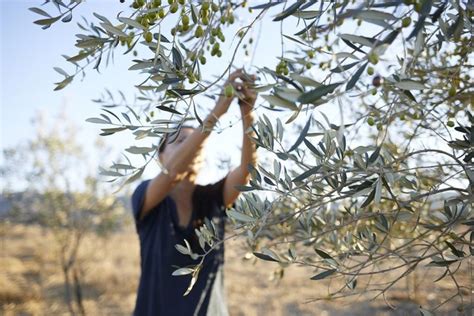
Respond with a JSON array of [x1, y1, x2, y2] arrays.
[[202, 112, 220, 133], [240, 101, 255, 115], [242, 110, 254, 126], [214, 95, 233, 116]]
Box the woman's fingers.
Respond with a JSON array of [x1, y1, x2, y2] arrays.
[[227, 69, 258, 84], [228, 68, 244, 82], [236, 84, 253, 101], [229, 81, 244, 99]]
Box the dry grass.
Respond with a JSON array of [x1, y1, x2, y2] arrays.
[[1, 222, 472, 315]]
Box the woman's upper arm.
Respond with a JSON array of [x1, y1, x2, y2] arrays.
[[222, 167, 248, 208], [131, 180, 149, 222], [133, 173, 175, 222]]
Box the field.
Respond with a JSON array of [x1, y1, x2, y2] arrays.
[[1, 222, 472, 315]]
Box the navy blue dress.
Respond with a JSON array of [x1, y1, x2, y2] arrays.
[[130, 176, 230, 316]]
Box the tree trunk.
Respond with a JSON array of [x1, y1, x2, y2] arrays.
[[73, 267, 86, 316], [62, 265, 76, 316]]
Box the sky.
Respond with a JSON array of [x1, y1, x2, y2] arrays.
[[1, 0, 326, 192]]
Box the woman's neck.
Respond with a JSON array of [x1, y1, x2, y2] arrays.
[[169, 173, 196, 203]]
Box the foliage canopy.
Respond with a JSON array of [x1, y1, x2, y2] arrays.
[[31, 0, 473, 313]]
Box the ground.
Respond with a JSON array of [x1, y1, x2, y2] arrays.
[[1, 222, 472, 315]]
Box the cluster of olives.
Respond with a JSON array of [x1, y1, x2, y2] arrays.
[[184, 68, 201, 84], [119, 31, 132, 47], [366, 116, 384, 131], [299, 27, 325, 42], [188, 51, 206, 64], [119, 0, 255, 86], [168, 1, 238, 68], [396, 111, 424, 123], [301, 50, 315, 69], [275, 60, 289, 75]]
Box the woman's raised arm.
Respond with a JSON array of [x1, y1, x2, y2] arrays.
[[137, 70, 243, 221], [222, 73, 258, 208]]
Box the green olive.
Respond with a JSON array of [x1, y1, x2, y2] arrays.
[[200, 8, 208, 18], [148, 12, 157, 21], [170, 2, 178, 13], [448, 86, 456, 97], [176, 70, 185, 79], [402, 17, 411, 27], [182, 15, 189, 25], [145, 32, 153, 42], [195, 26, 204, 38], [414, 2, 422, 13], [224, 84, 234, 97], [367, 66, 374, 75], [158, 8, 165, 18], [368, 52, 379, 65]]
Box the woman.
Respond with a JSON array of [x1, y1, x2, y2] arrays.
[[131, 69, 258, 316]]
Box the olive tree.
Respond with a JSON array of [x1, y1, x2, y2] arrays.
[[2, 111, 125, 315], [31, 0, 473, 313]]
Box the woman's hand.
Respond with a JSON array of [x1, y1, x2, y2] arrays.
[[236, 72, 257, 114], [213, 69, 246, 117]]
